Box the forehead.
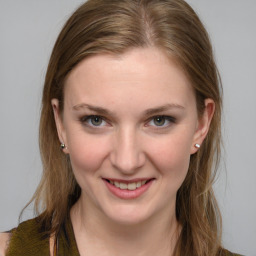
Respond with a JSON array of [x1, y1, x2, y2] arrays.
[[64, 47, 195, 111]]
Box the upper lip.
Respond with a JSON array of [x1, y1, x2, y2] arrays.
[[103, 178, 155, 183]]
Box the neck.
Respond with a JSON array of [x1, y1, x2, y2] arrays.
[[71, 196, 180, 256]]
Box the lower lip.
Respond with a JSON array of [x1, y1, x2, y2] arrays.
[[103, 179, 154, 200]]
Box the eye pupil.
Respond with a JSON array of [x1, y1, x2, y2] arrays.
[[91, 116, 102, 126], [153, 116, 165, 126]]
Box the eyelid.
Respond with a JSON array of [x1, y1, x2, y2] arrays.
[[80, 115, 110, 127], [145, 115, 176, 128], [79, 114, 176, 129]]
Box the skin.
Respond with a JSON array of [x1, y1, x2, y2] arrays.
[[52, 47, 214, 256], [0, 233, 10, 255]]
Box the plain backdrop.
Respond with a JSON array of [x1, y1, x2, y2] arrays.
[[0, 1, 255, 256]]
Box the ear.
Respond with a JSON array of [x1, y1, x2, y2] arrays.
[[51, 99, 69, 154], [190, 98, 215, 154]]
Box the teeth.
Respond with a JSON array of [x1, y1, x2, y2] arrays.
[[136, 181, 142, 188], [142, 180, 147, 185], [128, 183, 136, 190], [119, 183, 128, 189], [109, 180, 149, 190]]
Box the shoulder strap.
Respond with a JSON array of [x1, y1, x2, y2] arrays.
[[6, 217, 80, 256], [6, 218, 49, 256]]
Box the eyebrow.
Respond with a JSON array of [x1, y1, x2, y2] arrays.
[[72, 103, 185, 116]]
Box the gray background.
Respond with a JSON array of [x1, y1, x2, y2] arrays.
[[0, 1, 255, 255]]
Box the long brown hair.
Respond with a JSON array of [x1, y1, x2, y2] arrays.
[[31, 0, 223, 255]]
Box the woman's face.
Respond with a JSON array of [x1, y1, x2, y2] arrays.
[[52, 47, 213, 225]]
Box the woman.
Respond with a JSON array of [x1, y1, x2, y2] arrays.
[[0, 0, 242, 255]]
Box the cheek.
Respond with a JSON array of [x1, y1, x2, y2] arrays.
[[148, 132, 193, 186], [66, 131, 110, 176], [153, 144, 190, 176]]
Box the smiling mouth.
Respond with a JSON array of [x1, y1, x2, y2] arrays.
[[104, 179, 154, 191]]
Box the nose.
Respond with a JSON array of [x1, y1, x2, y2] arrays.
[[110, 127, 146, 174]]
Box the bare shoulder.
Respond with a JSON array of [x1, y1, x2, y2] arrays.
[[0, 232, 11, 256]]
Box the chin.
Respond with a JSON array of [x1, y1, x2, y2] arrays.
[[102, 203, 157, 226]]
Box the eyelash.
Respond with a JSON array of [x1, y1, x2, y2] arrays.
[[80, 115, 108, 127], [79, 115, 176, 129], [146, 115, 176, 128]]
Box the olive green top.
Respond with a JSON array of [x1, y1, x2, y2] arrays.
[[6, 217, 79, 256], [6, 218, 242, 256]]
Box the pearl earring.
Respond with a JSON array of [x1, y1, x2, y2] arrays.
[[60, 143, 66, 149], [194, 143, 201, 148]]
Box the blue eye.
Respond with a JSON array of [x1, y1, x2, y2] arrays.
[[81, 115, 107, 127], [148, 116, 175, 127]]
